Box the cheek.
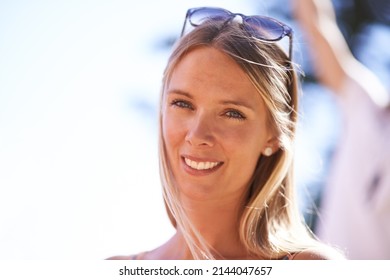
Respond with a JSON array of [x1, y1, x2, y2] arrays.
[[162, 112, 185, 151], [227, 131, 266, 176], [224, 126, 265, 155]]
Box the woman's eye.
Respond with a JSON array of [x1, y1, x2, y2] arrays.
[[170, 99, 193, 110], [225, 110, 246, 120]]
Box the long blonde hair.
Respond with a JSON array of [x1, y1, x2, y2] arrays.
[[158, 20, 320, 259]]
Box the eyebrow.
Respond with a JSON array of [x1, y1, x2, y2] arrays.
[[167, 89, 193, 99], [167, 89, 256, 112], [220, 100, 255, 111]]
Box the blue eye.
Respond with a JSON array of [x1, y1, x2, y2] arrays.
[[170, 99, 194, 110], [225, 110, 246, 120]]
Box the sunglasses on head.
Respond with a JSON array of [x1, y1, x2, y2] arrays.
[[181, 7, 293, 61]]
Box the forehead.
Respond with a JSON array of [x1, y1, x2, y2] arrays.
[[166, 46, 260, 100]]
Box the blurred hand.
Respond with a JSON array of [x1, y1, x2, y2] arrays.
[[292, 0, 336, 29]]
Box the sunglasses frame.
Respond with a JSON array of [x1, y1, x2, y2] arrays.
[[180, 7, 293, 61]]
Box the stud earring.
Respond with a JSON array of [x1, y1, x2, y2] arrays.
[[264, 147, 273, 157]]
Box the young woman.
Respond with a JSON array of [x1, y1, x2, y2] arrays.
[[108, 7, 344, 260]]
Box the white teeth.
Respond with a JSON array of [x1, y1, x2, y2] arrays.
[[184, 158, 220, 170]]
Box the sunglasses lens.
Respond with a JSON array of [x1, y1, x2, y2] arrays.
[[189, 8, 230, 26], [244, 17, 285, 41], [184, 8, 292, 59]]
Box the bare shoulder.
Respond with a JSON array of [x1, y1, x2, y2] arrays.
[[105, 255, 135, 260], [106, 251, 149, 260], [291, 247, 346, 260]]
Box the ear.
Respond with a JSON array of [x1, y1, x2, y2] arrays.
[[262, 135, 280, 157]]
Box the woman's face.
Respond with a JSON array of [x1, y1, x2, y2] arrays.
[[162, 46, 277, 201]]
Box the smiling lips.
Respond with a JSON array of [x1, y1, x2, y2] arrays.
[[184, 157, 222, 171]]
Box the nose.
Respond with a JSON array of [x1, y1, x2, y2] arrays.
[[185, 112, 215, 147]]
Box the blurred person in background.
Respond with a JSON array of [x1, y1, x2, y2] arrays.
[[108, 7, 344, 260], [293, 0, 390, 259]]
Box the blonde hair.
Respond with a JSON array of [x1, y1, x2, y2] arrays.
[[158, 20, 321, 259]]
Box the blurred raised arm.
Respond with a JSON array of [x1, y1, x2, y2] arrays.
[[293, 0, 389, 107], [292, 0, 356, 92]]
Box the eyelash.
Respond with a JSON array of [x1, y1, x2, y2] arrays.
[[169, 99, 246, 121], [224, 109, 246, 121], [170, 99, 194, 110]]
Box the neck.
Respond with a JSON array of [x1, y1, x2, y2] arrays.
[[175, 193, 250, 259]]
